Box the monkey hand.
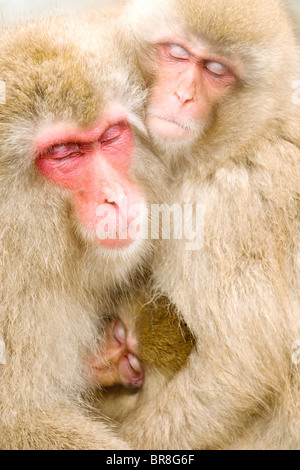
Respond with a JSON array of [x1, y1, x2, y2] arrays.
[[87, 319, 144, 389]]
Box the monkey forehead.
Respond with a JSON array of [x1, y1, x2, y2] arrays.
[[0, 16, 143, 129], [128, 0, 296, 54]]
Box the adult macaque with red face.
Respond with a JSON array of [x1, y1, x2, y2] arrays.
[[0, 14, 158, 449], [35, 116, 143, 250], [103, 0, 300, 450]]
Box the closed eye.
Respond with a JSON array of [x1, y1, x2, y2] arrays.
[[42, 143, 83, 160], [205, 61, 229, 77], [99, 122, 128, 146], [167, 43, 190, 61]]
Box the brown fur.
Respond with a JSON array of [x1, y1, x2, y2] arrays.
[[134, 295, 195, 373], [0, 14, 155, 449], [107, 0, 300, 450], [96, 292, 195, 422]]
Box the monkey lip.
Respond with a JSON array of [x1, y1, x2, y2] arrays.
[[96, 219, 141, 250], [148, 114, 191, 140], [100, 224, 130, 239]]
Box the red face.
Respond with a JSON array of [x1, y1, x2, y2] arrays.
[[35, 111, 145, 250], [147, 41, 238, 141]]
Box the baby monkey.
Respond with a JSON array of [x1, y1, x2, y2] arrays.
[[87, 293, 196, 417]]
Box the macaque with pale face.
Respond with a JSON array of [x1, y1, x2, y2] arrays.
[[105, 0, 300, 450]]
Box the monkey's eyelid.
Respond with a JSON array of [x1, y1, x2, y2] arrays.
[[165, 43, 190, 60], [36, 122, 131, 159], [205, 61, 228, 75], [99, 122, 129, 145], [100, 135, 122, 146], [39, 143, 83, 159]]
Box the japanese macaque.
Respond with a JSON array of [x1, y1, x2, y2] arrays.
[[105, 0, 300, 450], [89, 292, 195, 422], [0, 14, 158, 450]]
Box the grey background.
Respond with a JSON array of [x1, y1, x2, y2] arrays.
[[0, 0, 299, 27]]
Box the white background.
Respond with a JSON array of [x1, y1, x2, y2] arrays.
[[0, 0, 299, 27], [0, 0, 111, 24]]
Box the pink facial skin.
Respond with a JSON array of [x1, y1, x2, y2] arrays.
[[35, 113, 144, 250], [87, 319, 144, 389], [148, 41, 238, 141]]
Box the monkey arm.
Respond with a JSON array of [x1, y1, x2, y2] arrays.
[[118, 148, 299, 449], [118, 276, 296, 450], [0, 407, 129, 450], [0, 406, 129, 450], [0, 295, 129, 450]]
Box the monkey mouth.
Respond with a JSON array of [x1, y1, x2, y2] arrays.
[[95, 201, 146, 249], [96, 219, 141, 246], [147, 113, 193, 140], [100, 224, 130, 240], [148, 113, 191, 131]]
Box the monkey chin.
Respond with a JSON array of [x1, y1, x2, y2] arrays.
[[147, 114, 192, 141]]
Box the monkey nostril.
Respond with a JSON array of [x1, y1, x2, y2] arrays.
[[175, 90, 195, 104], [104, 198, 117, 207], [104, 188, 126, 208]]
